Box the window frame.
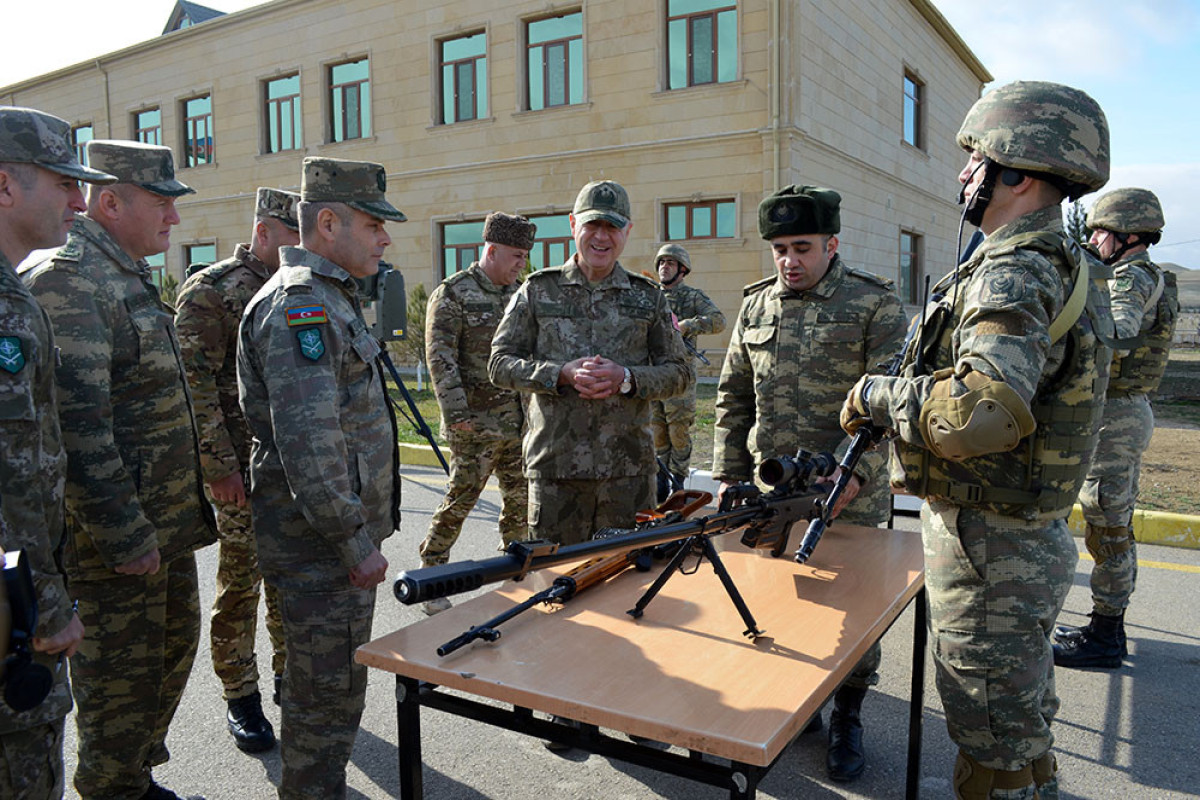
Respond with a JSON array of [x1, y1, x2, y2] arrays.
[[71, 124, 94, 166], [438, 30, 488, 125], [133, 107, 162, 146], [898, 229, 923, 305], [524, 10, 584, 112], [665, 0, 739, 91], [327, 56, 372, 143], [662, 197, 738, 241], [902, 69, 925, 150], [180, 94, 214, 168], [263, 71, 304, 154]]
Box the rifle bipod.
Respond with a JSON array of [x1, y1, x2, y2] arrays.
[[626, 531, 764, 640]]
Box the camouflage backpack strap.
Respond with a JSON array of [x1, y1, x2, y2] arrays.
[[992, 231, 1088, 345]]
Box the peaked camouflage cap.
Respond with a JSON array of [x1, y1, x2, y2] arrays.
[[255, 187, 300, 231], [956, 80, 1109, 199], [482, 211, 537, 250], [0, 106, 116, 184], [86, 139, 194, 197], [573, 180, 630, 229], [301, 157, 406, 222], [655, 243, 692, 272], [758, 185, 841, 240], [1086, 187, 1165, 234]]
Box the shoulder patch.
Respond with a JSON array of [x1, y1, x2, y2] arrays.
[[0, 336, 26, 374], [844, 266, 893, 289], [296, 327, 326, 361], [743, 276, 775, 296], [286, 305, 328, 326]]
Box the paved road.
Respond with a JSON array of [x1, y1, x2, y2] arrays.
[[60, 464, 1200, 799]]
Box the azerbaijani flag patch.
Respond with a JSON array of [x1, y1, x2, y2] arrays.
[[286, 305, 328, 326]]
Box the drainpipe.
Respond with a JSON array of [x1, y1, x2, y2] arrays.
[[770, 0, 783, 191], [95, 60, 112, 137]]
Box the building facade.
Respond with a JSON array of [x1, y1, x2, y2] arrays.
[[1, 0, 989, 366]]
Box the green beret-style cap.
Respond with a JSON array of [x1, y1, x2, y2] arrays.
[[758, 185, 841, 240], [301, 157, 406, 222]]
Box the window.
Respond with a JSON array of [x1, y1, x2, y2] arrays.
[[72, 125, 93, 165], [898, 231, 922, 304], [146, 252, 166, 288], [667, 0, 737, 90], [526, 214, 576, 271], [527, 12, 583, 111], [186, 242, 218, 267], [903, 72, 923, 149], [181, 95, 213, 167], [664, 199, 736, 240], [440, 221, 484, 280], [265, 73, 303, 153], [134, 108, 162, 145], [440, 32, 487, 124], [329, 58, 371, 142]]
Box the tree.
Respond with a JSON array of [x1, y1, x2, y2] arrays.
[[1066, 200, 1090, 245], [158, 271, 180, 308]]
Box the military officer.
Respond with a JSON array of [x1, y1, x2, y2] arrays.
[[712, 185, 905, 781], [841, 81, 1113, 799], [418, 211, 534, 615], [650, 243, 725, 495], [175, 187, 300, 749], [1053, 188, 1177, 669], [237, 157, 402, 800], [0, 105, 115, 800], [489, 180, 692, 545], [22, 139, 217, 800]]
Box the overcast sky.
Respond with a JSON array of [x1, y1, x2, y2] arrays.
[[5, 0, 1199, 266]]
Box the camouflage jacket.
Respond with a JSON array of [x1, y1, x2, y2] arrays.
[[489, 258, 693, 480], [238, 246, 400, 589], [21, 216, 216, 580], [662, 282, 726, 348], [425, 263, 522, 437], [712, 256, 905, 523], [174, 244, 271, 482], [0, 254, 73, 732]]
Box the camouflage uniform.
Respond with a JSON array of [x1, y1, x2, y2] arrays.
[[651, 280, 725, 478], [176, 242, 286, 698], [489, 258, 693, 544], [420, 262, 526, 566], [238, 157, 403, 800], [23, 210, 216, 799]]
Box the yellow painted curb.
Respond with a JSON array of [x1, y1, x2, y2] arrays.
[[1065, 505, 1200, 550], [398, 442, 445, 469]]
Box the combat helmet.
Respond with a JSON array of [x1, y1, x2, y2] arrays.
[[655, 243, 692, 276], [1086, 187, 1165, 234], [956, 80, 1110, 201]]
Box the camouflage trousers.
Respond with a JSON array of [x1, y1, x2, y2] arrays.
[[277, 580, 376, 800], [0, 717, 65, 800], [529, 474, 656, 545], [923, 501, 1076, 776], [419, 432, 527, 566], [651, 390, 697, 478], [211, 494, 286, 699], [1077, 393, 1152, 615], [71, 554, 200, 800]]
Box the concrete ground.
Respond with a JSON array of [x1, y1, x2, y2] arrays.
[[60, 464, 1200, 799]]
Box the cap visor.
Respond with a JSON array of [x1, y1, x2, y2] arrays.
[[349, 199, 407, 223], [141, 180, 196, 198], [40, 161, 118, 185], [573, 210, 628, 229]]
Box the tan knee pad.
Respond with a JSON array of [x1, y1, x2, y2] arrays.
[[1032, 752, 1057, 786], [954, 751, 1034, 800], [1085, 524, 1133, 566]]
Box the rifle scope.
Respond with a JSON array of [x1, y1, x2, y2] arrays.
[[758, 450, 837, 488]]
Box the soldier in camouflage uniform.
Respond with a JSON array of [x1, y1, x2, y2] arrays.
[[175, 188, 300, 750], [22, 139, 217, 800], [841, 81, 1113, 799], [650, 243, 725, 493], [489, 180, 692, 545], [712, 185, 906, 782], [237, 157, 402, 800], [1053, 188, 1177, 670], [0, 106, 115, 800], [418, 212, 534, 614]]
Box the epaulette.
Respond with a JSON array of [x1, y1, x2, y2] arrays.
[[743, 275, 775, 296], [844, 265, 893, 289], [628, 271, 660, 288], [527, 266, 564, 280], [281, 266, 315, 295], [196, 258, 241, 286], [51, 239, 84, 264], [987, 231, 1070, 259], [444, 269, 473, 288]]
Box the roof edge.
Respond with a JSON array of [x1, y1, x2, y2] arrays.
[[909, 0, 993, 85]]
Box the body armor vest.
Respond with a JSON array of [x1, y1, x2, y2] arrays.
[[1109, 258, 1178, 396], [893, 232, 1110, 520]]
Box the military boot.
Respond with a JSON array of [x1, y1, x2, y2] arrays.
[[827, 685, 868, 781], [226, 691, 277, 753], [141, 780, 206, 800], [1054, 613, 1127, 657], [272, 673, 282, 707], [1053, 612, 1125, 669]]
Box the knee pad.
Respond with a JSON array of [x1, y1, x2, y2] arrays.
[[953, 751, 1034, 800], [1084, 524, 1133, 566]]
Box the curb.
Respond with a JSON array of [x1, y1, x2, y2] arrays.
[[396, 446, 1200, 551]]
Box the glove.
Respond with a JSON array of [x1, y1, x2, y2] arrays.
[[840, 374, 874, 435]]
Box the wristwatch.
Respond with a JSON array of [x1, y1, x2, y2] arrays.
[[619, 367, 633, 396]]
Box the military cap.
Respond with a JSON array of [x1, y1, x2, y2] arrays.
[[758, 185, 841, 240], [301, 157, 406, 222], [0, 106, 116, 184], [86, 139, 194, 197], [655, 243, 692, 273], [256, 187, 300, 231], [482, 211, 537, 250], [1087, 187, 1165, 234], [572, 180, 630, 229]]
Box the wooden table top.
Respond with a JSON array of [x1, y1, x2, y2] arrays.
[[358, 522, 924, 766]]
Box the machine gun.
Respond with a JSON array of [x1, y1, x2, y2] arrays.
[[394, 450, 836, 648]]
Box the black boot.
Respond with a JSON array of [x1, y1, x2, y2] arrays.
[[1054, 613, 1127, 657], [1053, 612, 1125, 669], [656, 470, 671, 503], [272, 673, 282, 707], [827, 685, 867, 782], [227, 691, 277, 753]]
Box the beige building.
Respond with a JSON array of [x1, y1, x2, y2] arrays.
[[2, 0, 989, 365]]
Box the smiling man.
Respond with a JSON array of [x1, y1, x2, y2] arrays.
[[489, 179, 692, 546]]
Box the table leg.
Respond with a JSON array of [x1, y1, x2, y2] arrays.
[[729, 762, 760, 799], [397, 676, 424, 800], [905, 586, 928, 800]]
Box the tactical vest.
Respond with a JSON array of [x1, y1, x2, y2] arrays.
[[893, 232, 1109, 520], [1108, 260, 1178, 396]]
